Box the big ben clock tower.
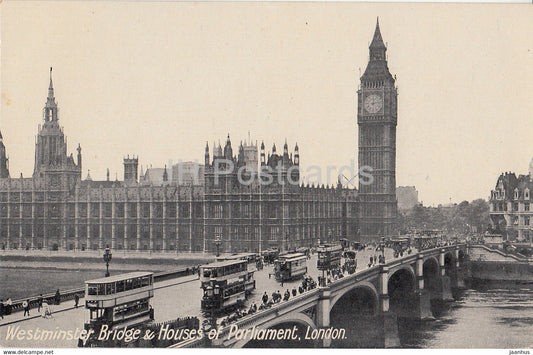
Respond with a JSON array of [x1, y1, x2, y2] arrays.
[[357, 19, 398, 241]]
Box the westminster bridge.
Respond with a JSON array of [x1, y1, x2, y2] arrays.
[[174, 244, 470, 348], [3, 243, 526, 348]]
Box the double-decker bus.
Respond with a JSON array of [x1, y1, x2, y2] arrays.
[[316, 244, 343, 271], [274, 253, 307, 281], [199, 259, 255, 314], [84, 272, 154, 334], [262, 248, 280, 264], [295, 247, 311, 258], [216, 252, 261, 270]]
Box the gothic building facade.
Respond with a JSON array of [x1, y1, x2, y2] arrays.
[[0, 70, 358, 253], [489, 164, 533, 244], [357, 19, 398, 241]]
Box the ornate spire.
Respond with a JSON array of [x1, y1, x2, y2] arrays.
[[361, 18, 393, 83], [48, 67, 54, 97], [163, 165, 168, 182], [370, 18, 386, 51], [46, 67, 56, 107], [44, 67, 58, 121]]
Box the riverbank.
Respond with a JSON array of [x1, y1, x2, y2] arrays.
[[0, 251, 215, 300], [0, 250, 216, 271]]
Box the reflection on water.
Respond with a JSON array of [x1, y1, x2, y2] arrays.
[[401, 282, 533, 349]]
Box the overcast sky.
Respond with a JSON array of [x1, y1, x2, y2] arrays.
[[1, 1, 532, 206]]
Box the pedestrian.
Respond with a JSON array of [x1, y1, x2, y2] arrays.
[[74, 294, 80, 308], [38, 294, 43, 312], [55, 289, 61, 305], [5, 298, 12, 315], [283, 290, 290, 301], [292, 288, 297, 297], [262, 292, 268, 304], [42, 302, 52, 318], [0, 299, 4, 319], [23, 299, 30, 317], [281, 279, 284, 287]]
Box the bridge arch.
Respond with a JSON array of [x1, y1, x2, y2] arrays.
[[458, 249, 466, 262], [444, 251, 456, 277], [328, 281, 379, 315], [237, 312, 317, 348], [387, 265, 416, 317], [387, 265, 416, 288], [423, 256, 440, 298], [328, 282, 381, 347]]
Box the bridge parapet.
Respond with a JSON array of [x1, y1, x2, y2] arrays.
[[211, 288, 320, 347]]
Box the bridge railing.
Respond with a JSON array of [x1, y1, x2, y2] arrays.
[[6, 267, 193, 314], [219, 288, 320, 338], [170, 289, 321, 348]]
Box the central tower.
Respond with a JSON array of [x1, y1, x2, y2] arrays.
[[357, 19, 398, 241], [33, 68, 82, 189]]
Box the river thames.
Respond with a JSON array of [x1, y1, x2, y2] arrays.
[[400, 282, 533, 349]]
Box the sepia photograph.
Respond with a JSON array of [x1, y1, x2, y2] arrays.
[[0, 0, 532, 351]]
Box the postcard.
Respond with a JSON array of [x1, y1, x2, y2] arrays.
[[1, 0, 532, 352]]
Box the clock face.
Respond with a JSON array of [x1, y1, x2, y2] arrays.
[[364, 94, 383, 114]]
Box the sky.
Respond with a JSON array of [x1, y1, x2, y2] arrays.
[[1, 1, 532, 206]]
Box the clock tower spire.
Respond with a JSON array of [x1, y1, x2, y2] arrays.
[[357, 19, 398, 241]]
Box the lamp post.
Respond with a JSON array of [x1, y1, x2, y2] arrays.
[[103, 248, 112, 277], [214, 236, 221, 257]]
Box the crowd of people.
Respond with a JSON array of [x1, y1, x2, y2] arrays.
[[218, 275, 318, 328]]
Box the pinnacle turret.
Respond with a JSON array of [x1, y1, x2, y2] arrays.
[[361, 18, 394, 83], [369, 18, 386, 51]]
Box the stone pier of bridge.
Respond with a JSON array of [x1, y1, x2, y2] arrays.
[[311, 246, 465, 348], [200, 245, 468, 349]]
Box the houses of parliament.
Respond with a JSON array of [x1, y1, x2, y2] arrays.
[[0, 21, 397, 253]]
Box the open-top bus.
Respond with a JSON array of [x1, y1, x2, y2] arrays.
[[274, 253, 307, 281], [317, 244, 343, 271], [84, 272, 154, 335], [199, 259, 255, 314]]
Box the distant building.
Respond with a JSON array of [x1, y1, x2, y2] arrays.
[[489, 165, 533, 244], [396, 186, 418, 211], [171, 162, 204, 186], [141, 166, 171, 186]]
